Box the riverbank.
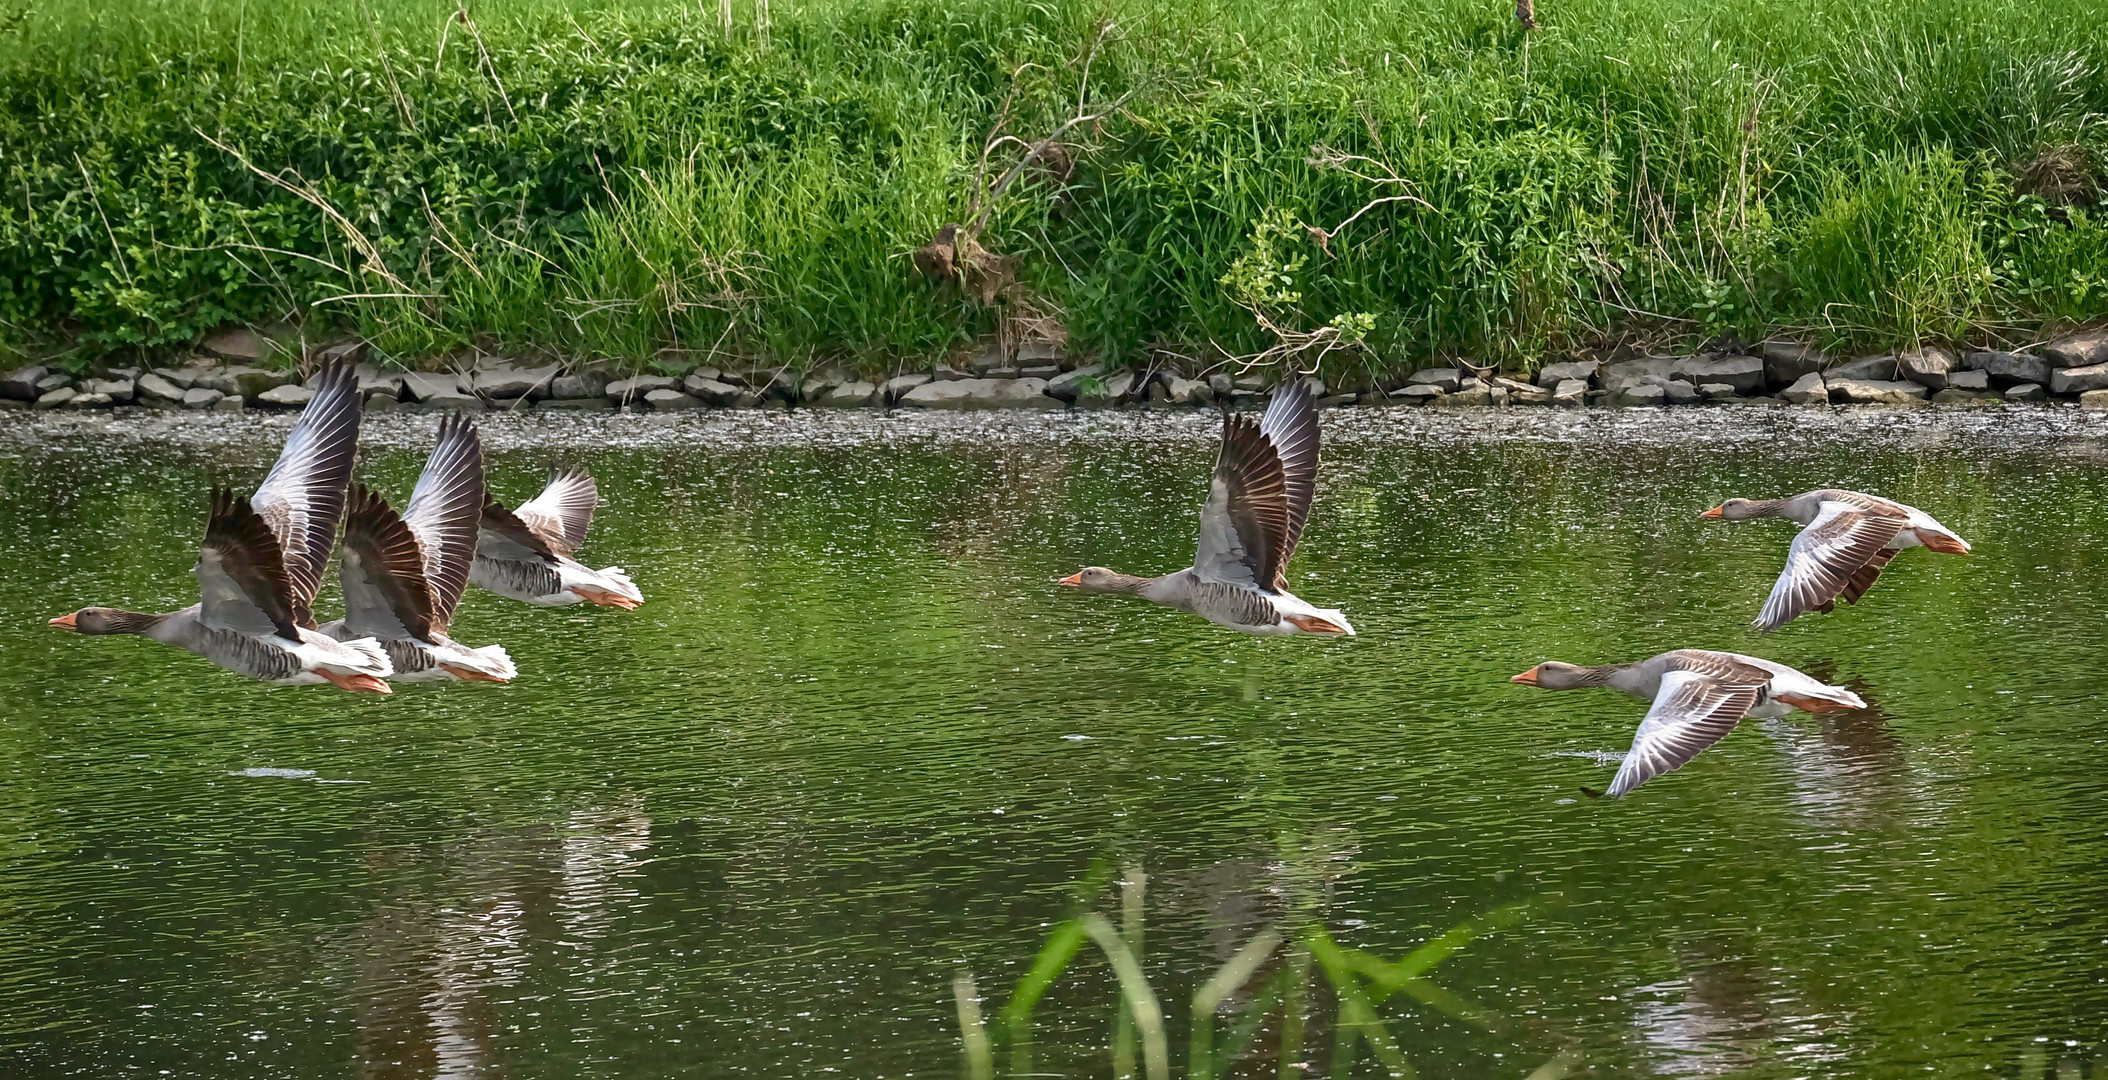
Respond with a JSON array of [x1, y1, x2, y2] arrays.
[[7, 329, 2108, 413], [1, 0, 2103, 378]]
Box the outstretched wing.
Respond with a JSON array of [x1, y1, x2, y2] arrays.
[[250, 360, 361, 625], [1754, 502, 1904, 632], [1192, 413, 1290, 590], [1604, 669, 1765, 797], [339, 483, 437, 642], [399, 414, 485, 629], [477, 494, 561, 566], [513, 467, 598, 556], [1257, 378, 1319, 581], [196, 488, 299, 639]]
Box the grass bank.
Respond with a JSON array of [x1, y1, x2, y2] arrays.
[[1, 0, 2104, 376]]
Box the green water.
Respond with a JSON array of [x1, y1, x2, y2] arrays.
[[3, 406, 2106, 1078]]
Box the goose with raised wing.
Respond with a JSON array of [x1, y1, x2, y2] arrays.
[[48, 362, 393, 692], [1510, 649, 1865, 798], [1059, 379, 1352, 635], [470, 467, 643, 609], [1701, 488, 1970, 632], [317, 415, 516, 682]]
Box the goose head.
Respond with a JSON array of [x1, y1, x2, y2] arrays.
[[1510, 661, 1604, 689], [50, 607, 164, 635]]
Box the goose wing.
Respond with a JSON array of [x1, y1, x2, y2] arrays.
[[1192, 412, 1290, 589], [399, 415, 485, 630], [196, 488, 300, 639], [513, 467, 598, 556], [250, 361, 361, 625], [338, 483, 437, 642], [1604, 669, 1766, 797], [1754, 502, 1905, 631], [478, 494, 562, 566], [1256, 379, 1319, 582]]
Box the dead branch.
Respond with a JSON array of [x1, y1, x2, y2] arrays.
[[1301, 147, 1434, 256]]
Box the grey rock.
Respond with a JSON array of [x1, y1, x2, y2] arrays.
[[2049, 362, 2108, 395], [1398, 384, 1447, 404], [1600, 357, 1676, 398], [684, 377, 744, 406], [984, 366, 1022, 380], [1020, 365, 1061, 380], [1942, 368, 1989, 392], [1232, 375, 1267, 393], [2005, 382, 2046, 403], [1930, 388, 1998, 404], [1827, 355, 1898, 382], [965, 349, 1007, 375], [1760, 341, 1828, 385], [212, 394, 244, 413], [136, 372, 185, 403], [313, 341, 366, 366], [34, 387, 75, 409], [1, 364, 48, 401], [1494, 377, 1550, 404], [364, 392, 400, 412], [1045, 365, 1105, 404], [2080, 389, 2108, 411], [80, 377, 135, 403], [605, 375, 677, 404], [1827, 378, 1929, 404], [0, 397, 22, 410], [899, 377, 1060, 410], [151, 367, 199, 391], [346, 363, 405, 399], [235, 367, 294, 400], [1552, 378, 1588, 406], [881, 373, 933, 403], [2042, 330, 2108, 369], [1614, 383, 1667, 407], [1697, 382, 1740, 401], [201, 327, 266, 360], [66, 391, 113, 409], [1014, 341, 1064, 366], [474, 363, 561, 400], [1405, 367, 1465, 393], [1781, 372, 1829, 404], [35, 372, 71, 394], [181, 387, 225, 409], [1207, 373, 1233, 397], [1534, 360, 1599, 388], [1964, 351, 2050, 388], [1315, 392, 1358, 408], [645, 388, 700, 411], [1444, 382, 1494, 407], [1670, 355, 1764, 394], [1661, 379, 1701, 404], [537, 396, 606, 411], [1897, 345, 1961, 389], [821, 380, 879, 408], [731, 391, 764, 409], [257, 384, 316, 408], [549, 373, 607, 400], [421, 391, 485, 411], [1165, 376, 1213, 405], [1078, 372, 1139, 408], [401, 371, 466, 402], [930, 364, 969, 382]]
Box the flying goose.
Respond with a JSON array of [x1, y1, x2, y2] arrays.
[[49, 362, 393, 692], [470, 468, 642, 608], [1511, 649, 1866, 797], [1701, 489, 1969, 631], [316, 415, 516, 682], [1060, 379, 1352, 635]]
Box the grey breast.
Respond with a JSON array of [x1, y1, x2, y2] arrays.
[[471, 553, 564, 600]]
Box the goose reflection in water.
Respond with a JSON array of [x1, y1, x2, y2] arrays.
[[1627, 945, 1851, 1077], [337, 803, 655, 1079], [1755, 671, 1923, 829]]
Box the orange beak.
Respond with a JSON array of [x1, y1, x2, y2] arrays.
[[49, 613, 78, 632], [1058, 573, 1082, 587], [1509, 666, 1542, 686], [1699, 505, 1724, 519]]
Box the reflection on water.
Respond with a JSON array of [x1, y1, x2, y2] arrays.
[[3, 405, 2108, 1078]]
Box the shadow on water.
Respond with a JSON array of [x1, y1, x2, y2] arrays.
[[2, 406, 2107, 1077]]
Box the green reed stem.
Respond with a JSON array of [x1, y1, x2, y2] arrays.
[[1187, 928, 1283, 1080], [1082, 913, 1170, 1080], [954, 970, 995, 1080]]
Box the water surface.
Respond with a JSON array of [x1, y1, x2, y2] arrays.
[[3, 405, 2106, 1078]]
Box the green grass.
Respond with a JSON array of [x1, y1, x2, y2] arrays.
[[0, 0, 2103, 376]]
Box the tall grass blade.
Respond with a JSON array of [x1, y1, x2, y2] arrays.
[[1522, 1049, 1583, 1080], [1188, 928, 1284, 1080], [1305, 931, 1416, 1080], [954, 970, 995, 1080], [1082, 913, 1170, 1080], [999, 918, 1089, 1075]]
